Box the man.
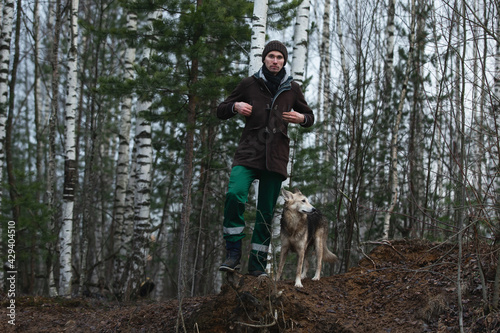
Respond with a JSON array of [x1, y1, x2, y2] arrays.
[[217, 40, 314, 277]]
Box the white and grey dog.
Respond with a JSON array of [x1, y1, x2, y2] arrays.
[[276, 189, 338, 288]]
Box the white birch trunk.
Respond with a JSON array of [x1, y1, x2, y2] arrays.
[[125, 11, 159, 299], [248, 0, 268, 75], [433, 50, 444, 237], [285, 0, 310, 188], [0, 0, 14, 196], [385, 0, 396, 88], [125, 105, 152, 298], [33, 5, 51, 286], [0, 0, 14, 292], [59, 0, 80, 297], [118, 144, 136, 291], [471, 0, 483, 194], [493, 8, 500, 214], [495, 20, 500, 291], [123, 146, 137, 257], [291, 0, 310, 85], [114, 9, 137, 282], [316, 0, 332, 164], [47, 0, 61, 297], [34, 0, 44, 187], [383, 0, 416, 240], [336, 0, 349, 100], [0, 1, 4, 24]]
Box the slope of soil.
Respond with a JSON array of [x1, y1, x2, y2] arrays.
[[1, 239, 499, 332]]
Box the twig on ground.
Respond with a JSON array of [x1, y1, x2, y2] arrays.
[[235, 319, 277, 328], [358, 245, 377, 269]]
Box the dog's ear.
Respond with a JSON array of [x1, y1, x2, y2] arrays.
[[293, 188, 302, 195], [282, 188, 293, 200]]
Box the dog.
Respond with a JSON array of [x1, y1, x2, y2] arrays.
[[275, 189, 338, 288]]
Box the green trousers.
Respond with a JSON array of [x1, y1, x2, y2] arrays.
[[223, 166, 283, 272]]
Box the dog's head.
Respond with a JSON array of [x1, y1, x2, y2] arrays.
[[282, 189, 316, 214]]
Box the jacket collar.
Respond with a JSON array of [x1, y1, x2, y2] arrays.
[[253, 66, 293, 88], [254, 67, 294, 109]]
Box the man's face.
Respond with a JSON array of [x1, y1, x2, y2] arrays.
[[264, 51, 285, 75]]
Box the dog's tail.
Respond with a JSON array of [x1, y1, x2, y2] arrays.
[[323, 242, 339, 263]]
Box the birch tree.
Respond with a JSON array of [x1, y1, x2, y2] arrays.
[[33, 0, 45, 219], [125, 103, 153, 298], [6, 0, 22, 225], [285, 0, 310, 189], [33, 0, 49, 296], [383, 0, 417, 240], [248, 0, 268, 75], [316, 0, 332, 160], [471, 0, 483, 195], [375, 0, 396, 232], [0, 0, 14, 212], [455, 3, 467, 330], [125, 10, 160, 300], [380, 0, 396, 134], [492, 2, 500, 312], [335, 0, 354, 271], [291, 0, 310, 85], [59, 0, 80, 297], [407, 1, 427, 237], [0, 0, 14, 291], [113, 7, 137, 286], [47, 0, 63, 297], [118, 145, 136, 293], [382, 0, 396, 104]]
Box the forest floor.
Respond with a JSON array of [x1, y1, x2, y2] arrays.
[[1, 239, 500, 332]]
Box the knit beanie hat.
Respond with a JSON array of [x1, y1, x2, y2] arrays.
[[262, 40, 288, 64]]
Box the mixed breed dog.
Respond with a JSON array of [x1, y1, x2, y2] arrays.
[[224, 188, 338, 288], [277, 189, 338, 288]]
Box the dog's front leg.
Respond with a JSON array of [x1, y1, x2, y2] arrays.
[[312, 235, 323, 281], [301, 257, 309, 279], [295, 250, 306, 288]]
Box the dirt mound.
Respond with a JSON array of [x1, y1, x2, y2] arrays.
[[1, 239, 499, 332]]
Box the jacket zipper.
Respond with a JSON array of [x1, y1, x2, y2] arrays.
[[260, 76, 292, 172]]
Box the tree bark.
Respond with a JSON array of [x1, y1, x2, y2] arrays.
[[291, 0, 310, 85], [59, 0, 80, 297], [6, 0, 21, 226], [408, 0, 425, 238], [335, 0, 353, 270], [113, 7, 137, 288], [383, 0, 417, 240], [124, 10, 159, 301], [491, 3, 500, 312], [248, 0, 268, 75], [0, 0, 15, 202], [47, 0, 63, 297], [0, 0, 14, 292], [176, 0, 203, 328], [317, 0, 332, 165]]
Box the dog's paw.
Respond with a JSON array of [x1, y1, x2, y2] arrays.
[[294, 279, 304, 288], [312, 276, 320, 281]]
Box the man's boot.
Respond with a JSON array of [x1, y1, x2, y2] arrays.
[[219, 240, 242, 272]]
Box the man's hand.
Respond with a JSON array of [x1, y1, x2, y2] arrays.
[[282, 111, 305, 124], [234, 102, 253, 116]]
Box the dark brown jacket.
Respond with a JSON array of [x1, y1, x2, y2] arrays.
[[217, 68, 314, 179]]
